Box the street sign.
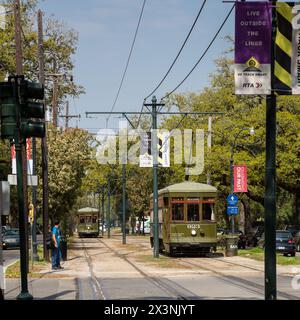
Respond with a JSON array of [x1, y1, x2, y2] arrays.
[[227, 194, 238, 206], [7, 174, 38, 186], [227, 206, 239, 216]]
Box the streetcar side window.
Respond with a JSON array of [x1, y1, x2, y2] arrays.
[[79, 216, 85, 224], [172, 203, 184, 221], [203, 204, 213, 220], [187, 204, 200, 221], [92, 216, 97, 223]]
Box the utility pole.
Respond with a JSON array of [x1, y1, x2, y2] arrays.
[[52, 60, 58, 128], [144, 96, 165, 258], [60, 102, 81, 130], [265, 0, 277, 300], [122, 163, 126, 244], [38, 9, 49, 262], [65, 100, 69, 129], [14, 0, 33, 300]]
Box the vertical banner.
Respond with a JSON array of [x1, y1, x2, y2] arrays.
[[235, 1, 272, 95], [234, 165, 248, 193], [274, 2, 300, 95], [26, 138, 33, 175], [11, 138, 33, 175]]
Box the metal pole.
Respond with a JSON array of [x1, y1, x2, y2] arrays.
[[0, 189, 4, 300], [102, 186, 105, 237], [31, 138, 39, 261], [107, 176, 111, 239], [230, 145, 234, 234], [38, 9, 49, 262], [152, 96, 159, 258], [98, 189, 100, 237], [207, 115, 212, 185], [14, 0, 32, 300], [122, 163, 126, 244], [265, 0, 277, 300], [15, 138, 32, 300]]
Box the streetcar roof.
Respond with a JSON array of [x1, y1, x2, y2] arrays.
[[153, 181, 217, 197], [77, 207, 99, 214]]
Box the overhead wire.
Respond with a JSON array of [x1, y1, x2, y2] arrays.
[[144, 0, 207, 102], [106, 0, 147, 127], [161, 4, 235, 101]]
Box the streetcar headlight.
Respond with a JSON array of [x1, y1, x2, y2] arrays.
[[191, 229, 197, 236]]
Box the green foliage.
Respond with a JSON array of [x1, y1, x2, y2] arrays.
[[36, 127, 92, 221]]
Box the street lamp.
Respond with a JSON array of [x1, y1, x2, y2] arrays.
[[229, 127, 255, 234]]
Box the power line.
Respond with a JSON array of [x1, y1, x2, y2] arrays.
[[144, 0, 207, 101], [106, 0, 147, 127], [161, 4, 235, 101]]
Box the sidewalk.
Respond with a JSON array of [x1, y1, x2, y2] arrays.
[[4, 277, 77, 300]]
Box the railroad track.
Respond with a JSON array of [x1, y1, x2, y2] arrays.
[[178, 258, 299, 300], [77, 238, 106, 300], [94, 238, 195, 300]]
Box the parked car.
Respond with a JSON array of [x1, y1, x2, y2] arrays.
[[2, 229, 20, 250], [258, 230, 296, 256]]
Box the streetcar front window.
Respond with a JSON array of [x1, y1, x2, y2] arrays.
[[79, 216, 85, 224], [187, 204, 199, 221], [92, 216, 97, 223], [86, 216, 91, 223]]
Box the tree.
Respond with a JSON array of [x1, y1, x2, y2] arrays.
[[36, 127, 92, 222]]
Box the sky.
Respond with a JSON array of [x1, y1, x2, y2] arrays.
[[38, 0, 236, 132]]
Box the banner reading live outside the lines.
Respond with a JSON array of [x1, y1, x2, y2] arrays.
[[235, 1, 272, 95]]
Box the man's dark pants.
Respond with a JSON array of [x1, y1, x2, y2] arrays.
[[52, 247, 60, 269]]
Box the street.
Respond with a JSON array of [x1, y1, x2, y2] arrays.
[[3, 249, 19, 268], [2, 234, 43, 267], [4, 235, 300, 300]]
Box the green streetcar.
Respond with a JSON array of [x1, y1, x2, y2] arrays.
[[150, 182, 218, 256], [76, 207, 99, 238]]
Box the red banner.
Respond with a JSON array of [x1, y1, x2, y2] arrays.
[[234, 165, 248, 193]]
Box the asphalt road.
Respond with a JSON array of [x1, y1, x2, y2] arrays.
[[2, 249, 19, 267], [2, 234, 43, 267], [68, 237, 300, 301]]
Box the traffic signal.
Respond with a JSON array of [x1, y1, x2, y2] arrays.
[[0, 81, 16, 139], [19, 80, 45, 138]]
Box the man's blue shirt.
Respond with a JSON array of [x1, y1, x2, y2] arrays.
[[52, 226, 61, 247]]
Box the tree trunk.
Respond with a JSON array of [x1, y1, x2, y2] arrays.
[[241, 198, 251, 234]]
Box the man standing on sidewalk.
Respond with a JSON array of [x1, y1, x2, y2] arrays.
[[52, 220, 63, 270]]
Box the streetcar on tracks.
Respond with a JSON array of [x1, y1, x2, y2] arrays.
[[150, 182, 218, 256], [76, 207, 99, 238]]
